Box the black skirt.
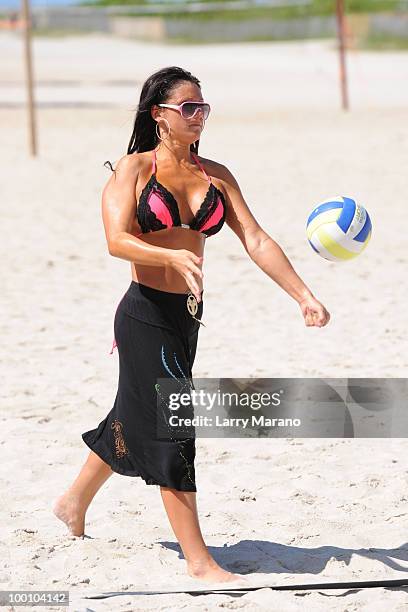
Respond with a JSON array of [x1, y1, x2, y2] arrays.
[[81, 280, 204, 492]]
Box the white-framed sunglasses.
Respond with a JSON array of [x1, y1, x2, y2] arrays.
[[157, 100, 211, 120]]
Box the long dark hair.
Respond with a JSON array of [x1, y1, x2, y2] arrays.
[[104, 66, 201, 173]]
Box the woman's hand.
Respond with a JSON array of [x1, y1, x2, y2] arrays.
[[167, 249, 204, 302], [298, 294, 331, 328]]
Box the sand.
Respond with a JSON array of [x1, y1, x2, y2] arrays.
[[1, 31, 408, 610]]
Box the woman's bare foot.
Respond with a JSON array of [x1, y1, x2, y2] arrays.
[[187, 556, 249, 584], [52, 491, 86, 537]]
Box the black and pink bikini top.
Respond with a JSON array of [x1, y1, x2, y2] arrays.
[[136, 148, 226, 238]]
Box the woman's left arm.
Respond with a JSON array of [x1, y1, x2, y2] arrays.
[[218, 164, 331, 328]]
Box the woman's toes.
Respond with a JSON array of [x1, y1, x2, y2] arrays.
[[53, 493, 85, 537]]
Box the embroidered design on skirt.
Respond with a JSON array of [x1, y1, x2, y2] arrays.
[[111, 419, 129, 459], [154, 344, 196, 488]]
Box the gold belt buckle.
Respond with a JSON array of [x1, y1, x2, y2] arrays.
[[186, 293, 206, 327]]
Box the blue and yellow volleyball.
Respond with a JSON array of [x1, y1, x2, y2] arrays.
[[306, 196, 372, 262]]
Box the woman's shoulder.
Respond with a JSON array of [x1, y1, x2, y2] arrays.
[[111, 151, 150, 173], [195, 154, 237, 188], [103, 152, 155, 191]]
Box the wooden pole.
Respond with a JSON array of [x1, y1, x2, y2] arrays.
[[21, 0, 37, 155], [335, 0, 349, 111]]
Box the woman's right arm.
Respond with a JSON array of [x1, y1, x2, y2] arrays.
[[102, 155, 203, 299], [102, 154, 170, 265]]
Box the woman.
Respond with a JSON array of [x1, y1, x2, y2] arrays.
[[53, 66, 330, 584]]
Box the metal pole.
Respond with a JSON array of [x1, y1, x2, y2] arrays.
[[335, 0, 349, 111], [21, 0, 37, 155]]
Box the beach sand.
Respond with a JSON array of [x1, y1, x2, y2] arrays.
[[1, 31, 408, 610]]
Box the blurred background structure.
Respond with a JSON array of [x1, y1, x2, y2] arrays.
[[1, 0, 407, 155], [1, 0, 407, 46]]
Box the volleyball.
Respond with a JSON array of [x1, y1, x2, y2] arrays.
[[306, 196, 372, 262]]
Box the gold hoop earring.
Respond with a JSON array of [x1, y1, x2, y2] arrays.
[[155, 118, 171, 141]]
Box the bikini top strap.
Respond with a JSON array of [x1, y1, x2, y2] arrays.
[[152, 149, 210, 182], [191, 152, 211, 183]]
